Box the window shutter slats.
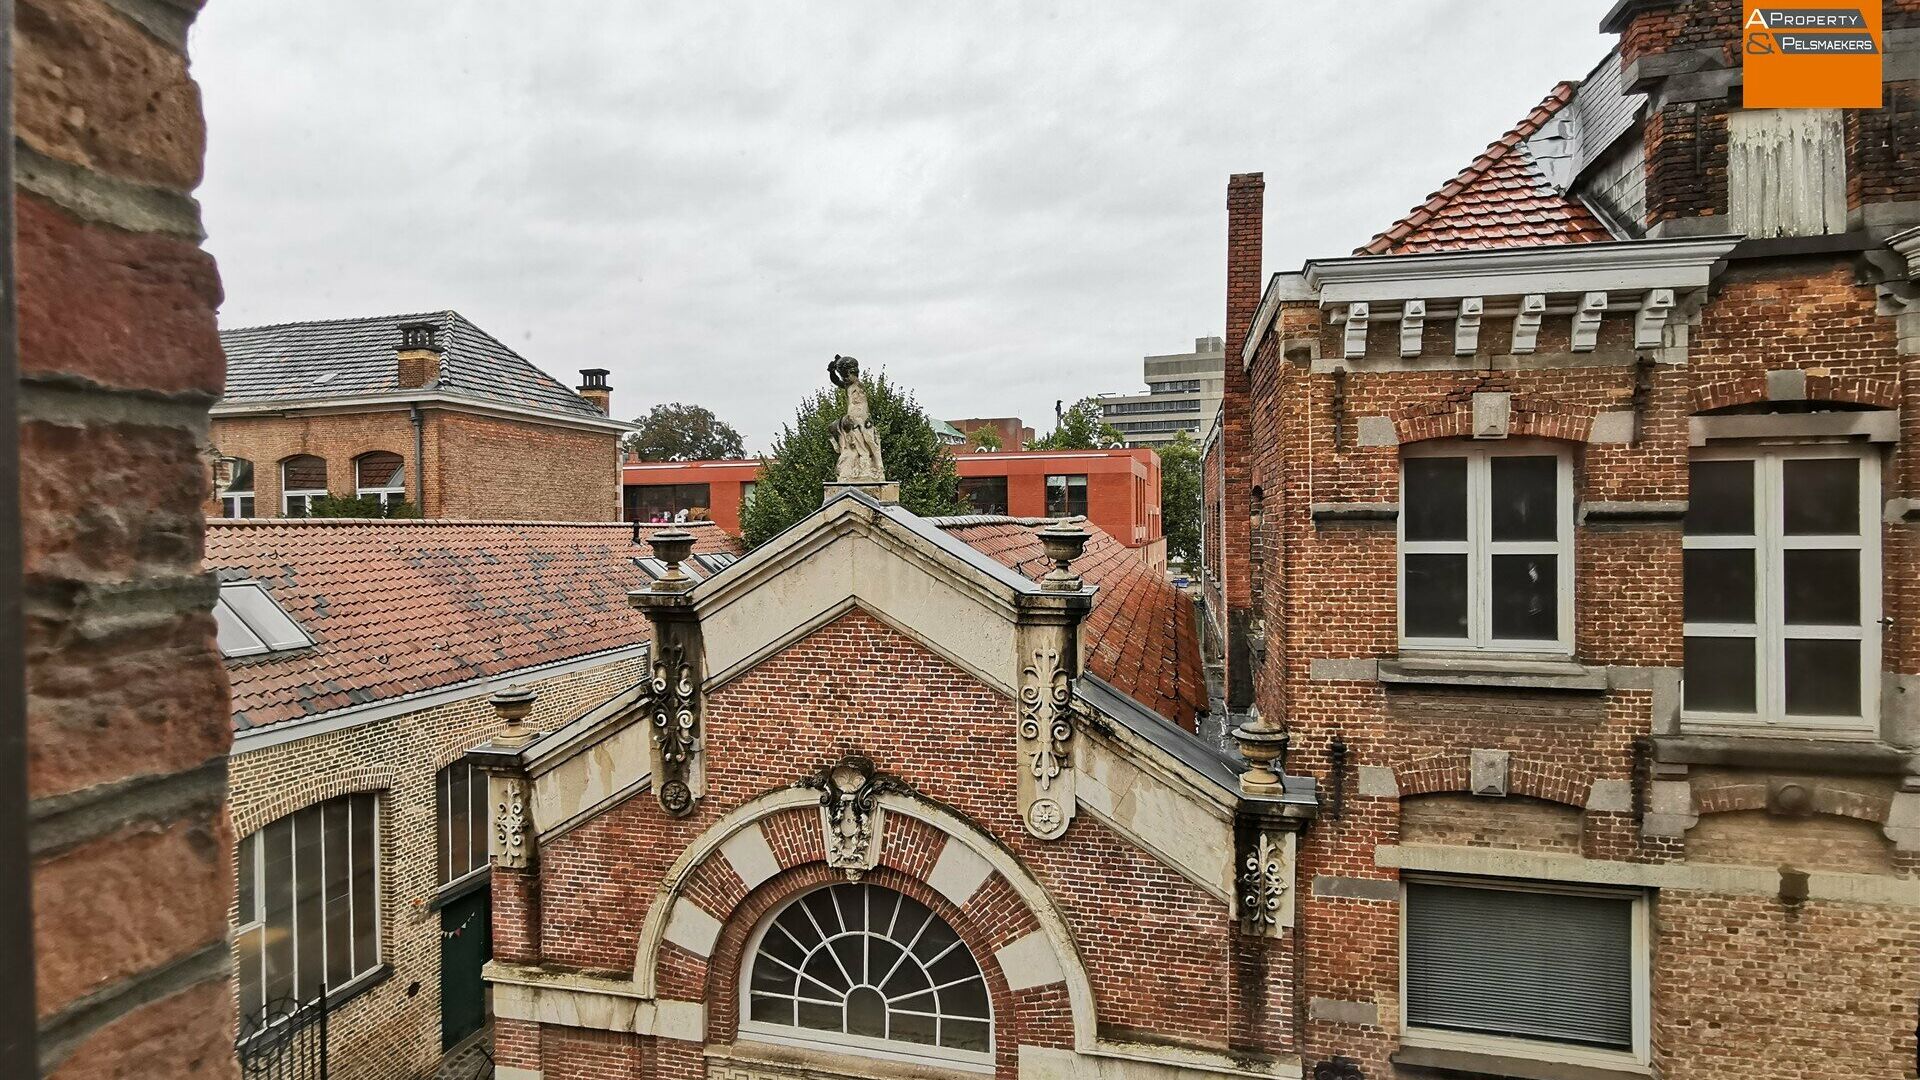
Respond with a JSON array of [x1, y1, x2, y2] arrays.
[[1406, 883, 1634, 1050]]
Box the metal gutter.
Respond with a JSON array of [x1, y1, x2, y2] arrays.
[[211, 389, 639, 434], [229, 642, 648, 755]]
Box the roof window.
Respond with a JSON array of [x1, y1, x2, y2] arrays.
[[215, 581, 314, 659]]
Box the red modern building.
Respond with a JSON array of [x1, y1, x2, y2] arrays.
[[955, 448, 1164, 571], [625, 449, 1163, 570], [621, 458, 762, 528]]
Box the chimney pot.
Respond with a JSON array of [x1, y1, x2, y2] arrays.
[[395, 322, 443, 389], [577, 368, 612, 414]]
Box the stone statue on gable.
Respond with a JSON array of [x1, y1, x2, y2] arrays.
[[828, 355, 885, 484]]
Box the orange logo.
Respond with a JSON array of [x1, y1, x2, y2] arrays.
[[1743, 2, 1882, 108]]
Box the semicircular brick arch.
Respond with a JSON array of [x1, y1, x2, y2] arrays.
[[629, 786, 1097, 1051]]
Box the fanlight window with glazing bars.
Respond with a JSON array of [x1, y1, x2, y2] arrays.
[[745, 884, 991, 1061]]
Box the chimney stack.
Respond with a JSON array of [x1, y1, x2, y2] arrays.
[[577, 368, 611, 414], [395, 322, 441, 389], [1222, 173, 1263, 712]]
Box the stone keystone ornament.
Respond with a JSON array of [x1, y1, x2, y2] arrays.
[[828, 355, 886, 484], [799, 754, 902, 880]]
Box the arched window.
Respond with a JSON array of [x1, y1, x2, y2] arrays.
[[355, 451, 406, 513], [281, 455, 328, 517], [234, 793, 380, 1017], [743, 884, 991, 1066], [436, 760, 489, 885], [220, 457, 255, 518]]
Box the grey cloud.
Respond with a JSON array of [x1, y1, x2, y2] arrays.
[[193, 0, 1618, 450]]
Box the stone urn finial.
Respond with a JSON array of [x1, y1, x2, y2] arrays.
[[1232, 705, 1289, 794], [1036, 521, 1090, 591], [491, 685, 539, 748], [648, 528, 698, 592]]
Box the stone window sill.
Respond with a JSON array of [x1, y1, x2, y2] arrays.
[[1653, 733, 1915, 776], [1391, 1043, 1649, 1080], [1379, 654, 1607, 693]]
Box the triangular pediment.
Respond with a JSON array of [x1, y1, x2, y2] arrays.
[[689, 490, 1089, 697]]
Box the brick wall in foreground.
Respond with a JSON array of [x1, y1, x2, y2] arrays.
[[15, 0, 237, 1075]]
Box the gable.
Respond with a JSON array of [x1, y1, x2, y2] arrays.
[[1359, 82, 1614, 256]]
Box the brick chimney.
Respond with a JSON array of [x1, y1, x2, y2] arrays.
[[395, 321, 441, 389], [577, 369, 611, 414], [1222, 172, 1263, 711]]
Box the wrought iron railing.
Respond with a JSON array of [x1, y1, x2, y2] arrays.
[[236, 991, 329, 1080]]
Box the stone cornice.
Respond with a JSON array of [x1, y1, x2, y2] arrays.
[[1301, 236, 1741, 305]]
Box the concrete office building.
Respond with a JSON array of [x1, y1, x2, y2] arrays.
[[1099, 335, 1226, 447]]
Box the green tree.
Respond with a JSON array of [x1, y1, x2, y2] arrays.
[[307, 494, 421, 519], [1028, 397, 1123, 449], [963, 426, 1002, 452], [740, 372, 965, 547], [1157, 431, 1202, 565], [623, 402, 747, 461]]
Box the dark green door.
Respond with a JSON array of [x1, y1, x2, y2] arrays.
[[439, 889, 491, 1050]]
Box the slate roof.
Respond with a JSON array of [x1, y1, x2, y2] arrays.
[[218, 310, 607, 420], [1357, 83, 1615, 256], [209, 519, 741, 734], [935, 515, 1207, 731]]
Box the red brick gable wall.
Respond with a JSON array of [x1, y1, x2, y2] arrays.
[[521, 607, 1257, 1077]]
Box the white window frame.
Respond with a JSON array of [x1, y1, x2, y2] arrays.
[[1683, 441, 1881, 735], [281, 457, 328, 517], [738, 884, 994, 1074], [222, 490, 256, 519], [1044, 474, 1089, 518], [1399, 875, 1650, 1071], [355, 455, 407, 513], [1399, 440, 1575, 654]]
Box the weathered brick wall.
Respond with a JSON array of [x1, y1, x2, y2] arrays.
[[527, 608, 1266, 1077], [1220, 173, 1262, 709], [210, 406, 620, 521], [433, 410, 620, 521], [226, 653, 644, 1080], [1241, 238, 1915, 1080], [208, 411, 436, 515], [15, 0, 238, 1075]]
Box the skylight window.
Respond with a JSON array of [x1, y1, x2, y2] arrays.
[[634, 558, 705, 583], [692, 552, 738, 574], [215, 581, 313, 659]]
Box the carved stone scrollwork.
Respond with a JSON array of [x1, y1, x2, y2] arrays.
[[1019, 646, 1075, 840], [798, 754, 901, 880], [1237, 830, 1294, 936], [493, 777, 532, 870], [650, 632, 702, 817]]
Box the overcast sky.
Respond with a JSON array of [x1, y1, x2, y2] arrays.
[[192, 2, 1617, 451]]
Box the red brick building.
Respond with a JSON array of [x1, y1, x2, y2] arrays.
[[213, 519, 739, 1078], [211, 312, 633, 521], [1203, 7, 1920, 1078], [956, 449, 1166, 573], [624, 450, 1167, 573], [946, 417, 1035, 451], [468, 492, 1239, 1080]]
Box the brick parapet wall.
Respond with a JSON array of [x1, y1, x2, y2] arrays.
[[14, 0, 240, 1074], [225, 653, 644, 1080]]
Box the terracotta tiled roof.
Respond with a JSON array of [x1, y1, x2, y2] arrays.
[[208, 519, 740, 733], [936, 516, 1207, 731], [1357, 82, 1614, 256]]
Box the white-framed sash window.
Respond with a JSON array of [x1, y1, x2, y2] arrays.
[[281, 455, 328, 517], [1683, 443, 1880, 733], [1399, 441, 1574, 653]]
